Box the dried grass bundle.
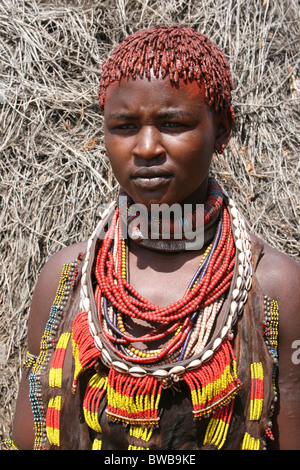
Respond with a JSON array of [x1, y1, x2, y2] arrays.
[[0, 0, 299, 441]]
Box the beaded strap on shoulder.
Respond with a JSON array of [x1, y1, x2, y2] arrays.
[[81, 195, 252, 381]]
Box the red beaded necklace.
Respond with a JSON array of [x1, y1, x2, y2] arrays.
[[93, 199, 235, 365]]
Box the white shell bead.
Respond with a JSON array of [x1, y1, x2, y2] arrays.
[[230, 207, 238, 218], [245, 249, 252, 262], [238, 252, 245, 265], [236, 276, 243, 289], [89, 320, 97, 337], [81, 272, 87, 286], [235, 239, 243, 251], [153, 369, 168, 378], [82, 284, 88, 298], [169, 365, 185, 376], [243, 264, 250, 278], [202, 349, 214, 362], [112, 361, 129, 373], [101, 348, 112, 365], [234, 228, 241, 239], [213, 337, 222, 350], [186, 359, 202, 370], [232, 288, 240, 300], [242, 290, 248, 302], [239, 229, 246, 241], [94, 335, 103, 351], [221, 326, 228, 338], [129, 366, 146, 377], [244, 238, 251, 253], [83, 297, 90, 312], [230, 301, 238, 316], [238, 264, 244, 277], [82, 261, 89, 274], [233, 218, 240, 229], [227, 315, 233, 330], [246, 276, 252, 291]]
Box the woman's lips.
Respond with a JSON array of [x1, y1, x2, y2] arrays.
[[131, 175, 173, 189]]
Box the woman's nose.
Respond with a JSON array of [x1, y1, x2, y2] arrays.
[[132, 126, 165, 161]]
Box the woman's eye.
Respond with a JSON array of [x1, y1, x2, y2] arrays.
[[162, 122, 186, 131], [117, 124, 135, 130], [164, 122, 180, 127]]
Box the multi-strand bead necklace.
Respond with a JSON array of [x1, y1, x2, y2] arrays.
[[94, 200, 235, 366], [72, 178, 253, 444]]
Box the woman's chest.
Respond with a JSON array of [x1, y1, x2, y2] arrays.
[[128, 243, 206, 307]]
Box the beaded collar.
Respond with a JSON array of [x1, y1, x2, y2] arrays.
[[118, 177, 223, 252]]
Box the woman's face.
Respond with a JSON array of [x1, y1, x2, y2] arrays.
[[104, 75, 231, 209]]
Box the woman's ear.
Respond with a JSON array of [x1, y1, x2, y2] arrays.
[[214, 110, 234, 154]]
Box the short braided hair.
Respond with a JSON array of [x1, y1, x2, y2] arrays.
[[98, 25, 235, 120]]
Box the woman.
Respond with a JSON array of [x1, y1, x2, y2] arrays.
[[7, 25, 300, 450]]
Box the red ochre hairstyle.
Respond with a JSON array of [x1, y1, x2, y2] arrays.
[[98, 25, 235, 121]]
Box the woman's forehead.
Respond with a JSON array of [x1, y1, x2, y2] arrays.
[[104, 75, 208, 113]]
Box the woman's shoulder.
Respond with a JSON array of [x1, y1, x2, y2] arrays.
[[249, 235, 300, 449], [249, 232, 300, 353], [27, 240, 88, 356], [249, 232, 300, 303]]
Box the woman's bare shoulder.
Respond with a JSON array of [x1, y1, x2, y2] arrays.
[[250, 232, 300, 367], [249, 234, 300, 449], [27, 240, 87, 356], [249, 232, 300, 304]]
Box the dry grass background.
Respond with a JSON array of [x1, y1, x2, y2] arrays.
[[0, 0, 299, 443]]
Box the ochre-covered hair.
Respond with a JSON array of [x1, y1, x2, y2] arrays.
[[98, 25, 235, 120]]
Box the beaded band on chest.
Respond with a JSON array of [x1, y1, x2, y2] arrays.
[[80, 193, 252, 384]]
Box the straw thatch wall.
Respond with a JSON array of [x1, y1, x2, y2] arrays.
[[1, 0, 299, 443]]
